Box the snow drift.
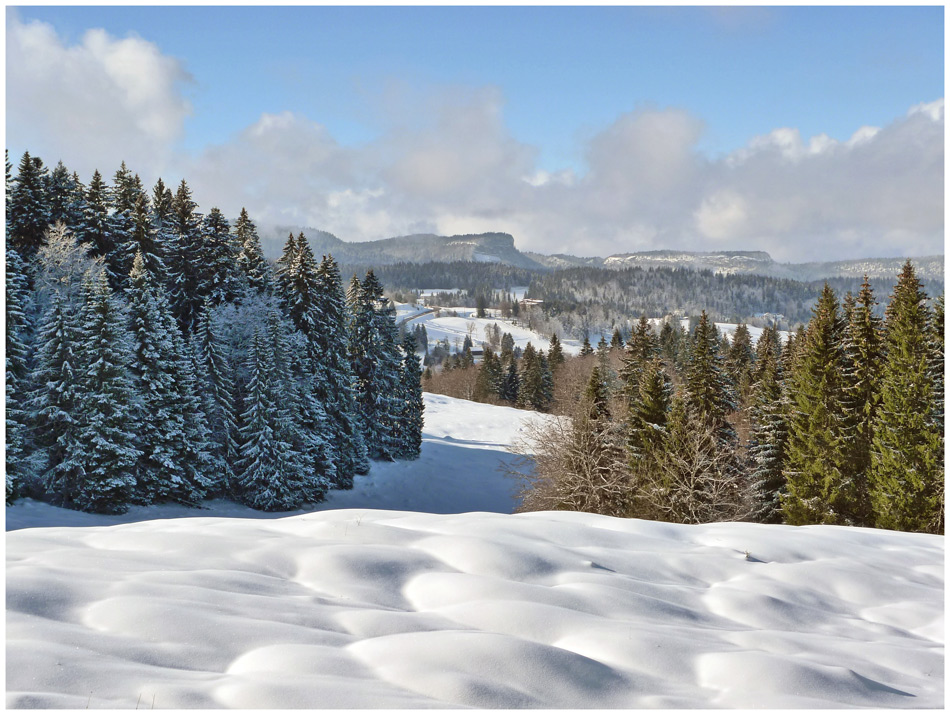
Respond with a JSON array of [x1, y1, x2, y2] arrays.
[[6, 509, 943, 708]]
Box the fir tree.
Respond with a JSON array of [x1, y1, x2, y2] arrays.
[[167, 180, 204, 331], [6, 248, 34, 502], [726, 323, 755, 404], [499, 357, 520, 403], [870, 262, 944, 533], [77, 170, 112, 266], [584, 366, 611, 421], [474, 349, 502, 402], [619, 316, 658, 400], [579, 334, 594, 357], [198, 207, 241, 307], [46, 161, 85, 233]]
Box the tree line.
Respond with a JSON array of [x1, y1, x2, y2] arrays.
[[426, 267, 943, 533], [6, 150, 424, 513]]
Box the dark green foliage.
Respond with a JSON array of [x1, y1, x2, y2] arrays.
[[6, 248, 33, 502], [518, 343, 553, 412], [748, 337, 788, 523], [783, 284, 849, 525], [579, 334, 594, 356], [870, 262, 944, 533], [584, 366, 611, 421], [395, 332, 425, 459], [626, 358, 672, 465], [726, 323, 755, 403], [234, 208, 274, 295], [7, 151, 50, 256], [548, 333, 565, 366], [684, 311, 736, 442]]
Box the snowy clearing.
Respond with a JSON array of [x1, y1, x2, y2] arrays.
[[6, 511, 943, 708]]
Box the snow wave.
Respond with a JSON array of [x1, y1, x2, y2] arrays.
[[6, 509, 943, 708]]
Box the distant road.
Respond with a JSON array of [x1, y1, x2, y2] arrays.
[[397, 307, 439, 327]]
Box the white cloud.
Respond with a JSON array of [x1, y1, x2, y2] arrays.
[[6, 13, 191, 178]]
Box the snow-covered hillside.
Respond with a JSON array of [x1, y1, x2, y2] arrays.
[[7, 510, 943, 708], [6, 393, 944, 709]]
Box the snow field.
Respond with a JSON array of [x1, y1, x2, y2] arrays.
[[6, 510, 943, 708]]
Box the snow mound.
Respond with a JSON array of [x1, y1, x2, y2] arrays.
[[7, 511, 943, 709]]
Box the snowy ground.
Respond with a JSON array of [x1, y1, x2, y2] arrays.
[[7, 511, 943, 708], [6, 394, 944, 709]]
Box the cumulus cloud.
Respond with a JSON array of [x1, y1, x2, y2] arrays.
[[6, 12, 192, 178], [184, 95, 942, 262], [7, 13, 941, 263]]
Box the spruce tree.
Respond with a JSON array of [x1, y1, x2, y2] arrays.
[[684, 311, 736, 442], [548, 333, 565, 367], [6, 248, 34, 502], [72, 272, 141, 513], [748, 338, 788, 523], [167, 180, 203, 331], [234, 208, 274, 295], [627, 357, 673, 465], [619, 316, 658, 400], [313, 253, 370, 485], [838, 275, 882, 526], [726, 323, 755, 404], [77, 170, 113, 265], [783, 284, 849, 525], [579, 334, 594, 357], [46, 161, 85, 234], [584, 366, 611, 421], [395, 332, 425, 459], [7, 151, 50, 256], [870, 262, 944, 533]]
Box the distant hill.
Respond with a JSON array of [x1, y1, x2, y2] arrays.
[[263, 227, 546, 270], [260, 225, 942, 283]]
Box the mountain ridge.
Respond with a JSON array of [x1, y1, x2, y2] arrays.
[[260, 225, 943, 282]]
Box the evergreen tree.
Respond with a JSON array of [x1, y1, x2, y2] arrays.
[[474, 348, 502, 402], [626, 357, 673, 465], [838, 275, 882, 526], [194, 306, 239, 494], [313, 253, 370, 485], [517, 343, 553, 411], [870, 262, 944, 533], [579, 334, 594, 357], [499, 356, 520, 403], [684, 311, 736, 442], [548, 333, 565, 367], [619, 316, 658, 400], [610, 327, 624, 350], [197, 207, 241, 306], [77, 170, 113, 265], [31, 291, 86, 508], [395, 332, 425, 459], [584, 365, 611, 421], [167, 179, 203, 331], [6, 248, 34, 502], [106, 162, 145, 290], [783, 284, 849, 525], [234, 208, 274, 295], [126, 251, 211, 505], [7, 151, 50, 256], [748, 340, 789, 524], [726, 323, 755, 403], [71, 272, 141, 513], [46, 161, 85, 233], [235, 329, 302, 511]]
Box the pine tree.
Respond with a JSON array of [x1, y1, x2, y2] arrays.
[[197, 207, 241, 307], [71, 272, 141, 513], [870, 262, 943, 533], [518, 343, 553, 411], [783, 284, 849, 525], [610, 328, 624, 350], [7, 151, 51, 256], [474, 348, 502, 402]]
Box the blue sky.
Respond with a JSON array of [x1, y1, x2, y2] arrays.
[[6, 5, 945, 261]]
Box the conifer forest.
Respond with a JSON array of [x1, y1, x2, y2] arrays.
[[425, 272, 945, 535], [5, 151, 424, 513]]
